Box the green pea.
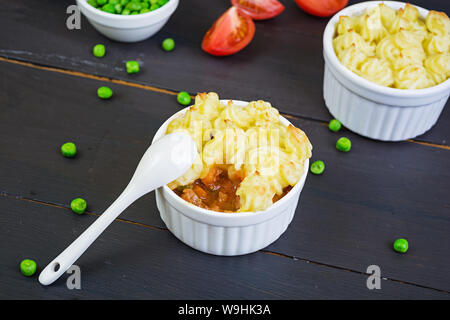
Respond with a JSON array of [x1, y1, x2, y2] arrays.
[[393, 238, 408, 253], [157, 0, 168, 5], [141, 2, 149, 9], [102, 3, 116, 13], [71, 198, 87, 214], [109, 0, 119, 5], [177, 91, 191, 106], [329, 119, 342, 132], [150, 0, 158, 4], [126, 1, 142, 11], [96, 0, 107, 5], [121, 8, 131, 14], [20, 259, 37, 277], [130, 11, 139, 15], [140, 8, 151, 13], [88, 0, 98, 8], [310, 160, 325, 175], [162, 38, 175, 51], [61, 142, 77, 158], [92, 44, 106, 58], [114, 3, 122, 13], [126, 60, 140, 74], [120, 0, 129, 5], [150, 3, 159, 10], [97, 86, 113, 99], [336, 137, 351, 152]]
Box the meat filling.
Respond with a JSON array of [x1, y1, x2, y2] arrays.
[[173, 166, 292, 212]]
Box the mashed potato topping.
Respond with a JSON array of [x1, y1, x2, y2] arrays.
[[165, 92, 312, 212], [333, 3, 450, 89]]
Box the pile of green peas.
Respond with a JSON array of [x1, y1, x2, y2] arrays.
[[87, 0, 169, 15]]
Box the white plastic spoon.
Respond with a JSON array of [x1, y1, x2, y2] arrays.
[[39, 132, 197, 286]]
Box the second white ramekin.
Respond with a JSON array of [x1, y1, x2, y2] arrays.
[[152, 100, 309, 256], [323, 1, 450, 141]]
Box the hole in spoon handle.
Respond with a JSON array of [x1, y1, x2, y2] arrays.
[[38, 260, 68, 286], [53, 262, 60, 272]]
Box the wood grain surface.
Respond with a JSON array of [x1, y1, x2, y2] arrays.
[[1, 196, 448, 299], [0, 0, 448, 145], [1, 0, 449, 299], [0, 60, 449, 297]]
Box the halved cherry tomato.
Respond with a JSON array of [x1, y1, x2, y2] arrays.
[[294, 0, 348, 17], [231, 0, 285, 20], [202, 6, 256, 56]]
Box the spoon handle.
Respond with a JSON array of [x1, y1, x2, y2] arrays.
[[38, 133, 197, 286], [38, 185, 138, 286]]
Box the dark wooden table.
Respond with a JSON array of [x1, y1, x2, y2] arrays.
[[0, 0, 449, 300]]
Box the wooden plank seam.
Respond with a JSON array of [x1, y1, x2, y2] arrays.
[[1, 191, 449, 295], [0, 56, 448, 151]]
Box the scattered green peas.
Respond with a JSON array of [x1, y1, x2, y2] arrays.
[[329, 119, 342, 132], [393, 238, 409, 253], [162, 38, 175, 51], [87, 0, 169, 15], [61, 142, 77, 158], [336, 137, 351, 152], [20, 259, 37, 277], [310, 160, 325, 175], [71, 198, 87, 214], [92, 44, 106, 58], [177, 91, 191, 106], [97, 86, 114, 99], [126, 60, 140, 74]]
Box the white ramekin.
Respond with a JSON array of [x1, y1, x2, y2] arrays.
[[76, 0, 178, 42], [323, 1, 450, 141], [152, 100, 309, 256]]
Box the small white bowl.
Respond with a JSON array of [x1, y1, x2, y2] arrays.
[[323, 1, 450, 141], [76, 0, 179, 42], [152, 100, 309, 256]]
